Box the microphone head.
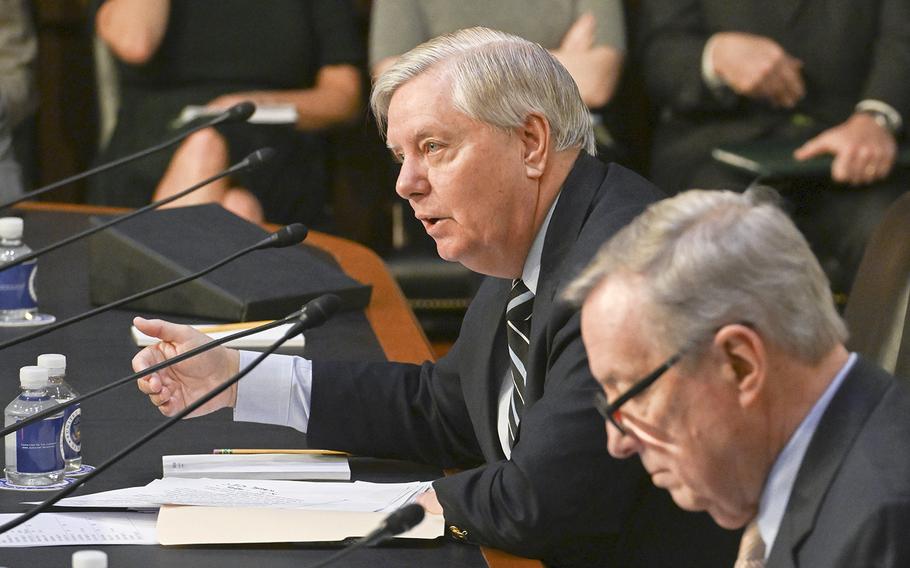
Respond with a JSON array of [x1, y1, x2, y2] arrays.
[[271, 223, 309, 248], [240, 147, 277, 172], [225, 101, 256, 123], [381, 504, 425, 536], [300, 294, 342, 328]]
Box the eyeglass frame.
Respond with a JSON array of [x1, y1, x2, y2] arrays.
[[593, 350, 685, 436]]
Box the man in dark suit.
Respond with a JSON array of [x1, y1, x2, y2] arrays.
[[133, 27, 738, 567], [570, 187, 910, 567], [636, 0, 910, 294]]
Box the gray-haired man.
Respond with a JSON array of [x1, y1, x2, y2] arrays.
[[135, 28, 736, 566], [570, 188, 910, 566]]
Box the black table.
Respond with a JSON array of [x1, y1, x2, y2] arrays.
[[0, 206, 486, 568]]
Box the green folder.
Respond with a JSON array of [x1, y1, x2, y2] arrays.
[[713, 137, 910, 179]]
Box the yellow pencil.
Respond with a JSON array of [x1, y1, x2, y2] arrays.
[[197, 321, 274, 334], [212, 448, 351, 456]]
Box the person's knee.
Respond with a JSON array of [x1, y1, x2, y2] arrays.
[[222, 188, 264, 223], [177, 129, 229, 165]]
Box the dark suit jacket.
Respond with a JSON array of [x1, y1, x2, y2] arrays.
[[307, 154, 740, 567], [636, 0, 910, 192], [767, 357, 910, 567]]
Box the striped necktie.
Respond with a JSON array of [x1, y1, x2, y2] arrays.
[[734, 521, 765, 568], [506, 278, 534, 448]]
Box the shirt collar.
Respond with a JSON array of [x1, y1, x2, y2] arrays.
[[756, 351, 858, 558], [520, 193, 560, 295]]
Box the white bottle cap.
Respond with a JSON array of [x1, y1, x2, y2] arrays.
[[0, 217, 23, 240], [72, 550, 108, 568], [37, 353, 67, 373], [20, 366, 49, 389]]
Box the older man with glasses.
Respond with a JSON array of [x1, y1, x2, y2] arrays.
[[568, 187, 910, 567]]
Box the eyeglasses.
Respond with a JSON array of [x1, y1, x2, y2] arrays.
[[594, 350, 685, 436]]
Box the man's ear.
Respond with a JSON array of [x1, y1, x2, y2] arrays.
[[714, 324, 767, 408], [520, 112, 550, 179]]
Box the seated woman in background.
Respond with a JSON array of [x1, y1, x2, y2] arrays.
[[89, 0, 363, 225]]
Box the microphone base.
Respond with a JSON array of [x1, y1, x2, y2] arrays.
[[0, 312, 56, 327]]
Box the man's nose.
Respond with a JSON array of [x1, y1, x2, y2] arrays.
[[395, 158, 430, 200], [606, 421, 641, 459]]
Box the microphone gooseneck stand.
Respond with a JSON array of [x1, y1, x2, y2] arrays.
[[0, 222, 307, 352], [0, 101, 256, 211], [0, 294, 341, 536], [0, 147, 276, 272]]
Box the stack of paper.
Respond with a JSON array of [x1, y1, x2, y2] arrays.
[[162, 453, 350, 481], [175, 104, 298, 127]]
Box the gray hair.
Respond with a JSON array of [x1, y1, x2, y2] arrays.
[[565, 188, 848, 364], [370, 27, 596, 155]]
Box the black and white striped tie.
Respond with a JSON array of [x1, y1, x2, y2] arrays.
[[506, 278, 534, 448]]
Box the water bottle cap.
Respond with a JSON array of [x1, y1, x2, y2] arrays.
[[71, 550, 108, 568], [37, 353, 67, 372], [0, 217, 23, 240], [19, 366, 49, 389]]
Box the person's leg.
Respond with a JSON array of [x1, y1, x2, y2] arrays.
[[222, 187, 264, 223], [153, 129, 233, 207]]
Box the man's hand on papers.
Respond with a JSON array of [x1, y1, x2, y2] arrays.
[[133, 317, 241, 417], [415, 489, 443, 515]]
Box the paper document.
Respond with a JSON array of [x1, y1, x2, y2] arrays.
[[0, 512, 158, 547], [162, 453, 350, 480], [131, 322, 304, 349], [175, 104, 298, 127], [49, 478, 433, 513], [157, 505, 444, 545]]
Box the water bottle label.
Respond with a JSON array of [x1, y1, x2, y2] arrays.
[[14, 415, 64, 474], [62, 405, 81, 458], [0, 260, 38, 310]]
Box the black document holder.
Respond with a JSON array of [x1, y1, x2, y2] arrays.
[[87, 204, 372, 321]]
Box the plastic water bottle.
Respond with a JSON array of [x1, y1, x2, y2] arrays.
[[0, 217, 38, 323], [38, 354, 82, 473], [72, 550, 108, 568], [3, 366, 65, 486]]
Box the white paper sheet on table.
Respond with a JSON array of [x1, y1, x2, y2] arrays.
[[0, 512, 158, 547], [43, 478, 434, 513]]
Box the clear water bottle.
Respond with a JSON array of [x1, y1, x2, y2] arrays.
[[4, 366, 65, 486], [38, 354, 82, 473], [0, 217, 38, 323]]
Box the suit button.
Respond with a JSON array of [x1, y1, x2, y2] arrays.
[[448, 525, 469, 540]]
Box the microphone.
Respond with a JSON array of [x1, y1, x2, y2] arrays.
[[0, 101, 256, 211], [0, 147, 276, 271], [0, 294, 342, 536], [300, 504, 427, 568], [0, 221, 308, 352]]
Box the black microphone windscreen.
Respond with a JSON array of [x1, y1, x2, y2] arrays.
[[268, 223, 309, 249], [225, 101, 256, 123], [381, 504, 425, 536], [301, 294, 342, 328], [240, 147, 276, 172]]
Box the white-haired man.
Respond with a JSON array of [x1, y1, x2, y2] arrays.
[[570, 188, 910, 566], [134, 28, 737, 566]]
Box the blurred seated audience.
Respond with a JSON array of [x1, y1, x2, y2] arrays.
[[88, 0, 363, 225], [0, 0, 37, 199], [636, 0, 909, 296]]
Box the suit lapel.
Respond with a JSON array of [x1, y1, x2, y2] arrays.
[[525, 154, 604, 404], [461, 277, 511, 460], [767, 358, 892, 565]]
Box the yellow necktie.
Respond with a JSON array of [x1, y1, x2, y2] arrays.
[[734, 521, 766, 568]]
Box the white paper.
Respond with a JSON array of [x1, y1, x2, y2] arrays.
[[175, 104, 298, 127], [132, 323, 304, 349], [47, 478, 433, 513], [0, 512, 158, 547], [162, 453, 350, 480]]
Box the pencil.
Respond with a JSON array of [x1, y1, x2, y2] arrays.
[[197, 321, 274, 333], [212, 448, 351, 456]]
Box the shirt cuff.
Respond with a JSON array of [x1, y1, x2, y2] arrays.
[[233, 351, 313, 433], [855, 99, 903, 134], [701, 34, 726, 91]]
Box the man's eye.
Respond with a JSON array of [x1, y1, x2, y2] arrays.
[[425, 142, 439, 153]]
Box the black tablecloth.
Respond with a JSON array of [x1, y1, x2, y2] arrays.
[[0, 209, 484, 567]]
